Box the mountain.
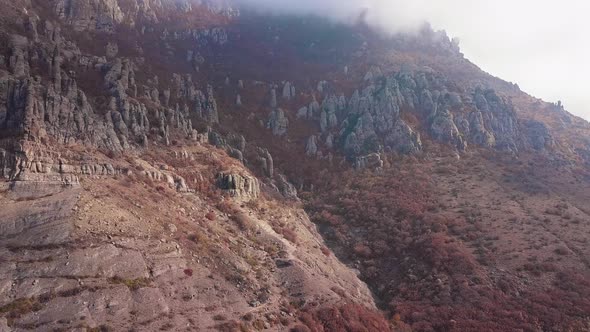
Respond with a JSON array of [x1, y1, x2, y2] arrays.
[[0, 1, 589, 331]]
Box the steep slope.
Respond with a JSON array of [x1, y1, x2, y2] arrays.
[[0, 1, 387, 331], [0, 142, 381, 331], [0, 1, 589, 332]]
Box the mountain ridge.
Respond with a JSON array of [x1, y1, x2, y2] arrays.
[[0, 1, 589, 331]]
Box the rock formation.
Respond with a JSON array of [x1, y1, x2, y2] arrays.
[[306, 135, 318, 156], [267, 108, 289, 136], [216, 172, 260, 199]]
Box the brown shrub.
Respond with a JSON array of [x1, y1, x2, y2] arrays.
[[320, 246, 331, 256], [554, 246, 570, 256], [298, 304, 391, 332], [232, 212, 256, 231], [353, 243, 372, 258], [280, 228, 298, 244]]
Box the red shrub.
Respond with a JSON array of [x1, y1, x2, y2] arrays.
[[298, 304, 391, 332]]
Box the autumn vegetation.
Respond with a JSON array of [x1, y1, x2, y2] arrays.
[[303, 154, 590, 331]]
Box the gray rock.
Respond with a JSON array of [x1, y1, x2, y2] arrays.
[[282, 81, 295, 99], [355, 153, 384, 170], [264, 150, 274, 178], [317, 81, 328, 93], [203, 84, 219, 124], [106, 42, 118, 58], [363, 66, 382, 81], [54, 0, 124, 32], [296, 106, 309, 119], [325, 133, 334, 149], [309, 99, 320, 117], [523, 120, 554, 150], [9, 47, 29, 77], [274, 174, 298, 200], [468, 111, 495, 147], [473, 88, 520, 152], [216, 172, 260, 200], [270, 88, 277, 108], [420, 90, 436, 115], [430, 109, 466, 151], [320, 96, 338, 132], [385, 120, 422, 154], [267, 109, 289, 136], [305, 135, 318, 156]]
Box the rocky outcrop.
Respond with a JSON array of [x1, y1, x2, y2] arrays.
[[0, 27, 221, 153], [1, 75, 126, 151], [430, 109, 466, 151], [259, 148, 274, 178], [363, 66, 383, 81], [267, 108, 289, 136], [317, 80, 328, 93], [296, 106, 310, 119], [354, 153, 384, 170], [471, 88, 520, 152], [0, 143, 83, 184], [274, 173, 298, 200], [463, 110, 495, 148], [325, 133, 334, 149], [54, 0, 124, 32], [216, 172, 260, 199], [269, 87, 278, 109], [523, 120, 554, 150], [282, 81, 296, 100], [106, 42, 118, 58], [319, 95, 340, 132], [306, 135, 318, 156], [385, 120, 422, 154], [341, 82, 419, 156]]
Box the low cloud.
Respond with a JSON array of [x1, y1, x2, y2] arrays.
[[232, 0, 590, 120], [233, 0, 433, 33]]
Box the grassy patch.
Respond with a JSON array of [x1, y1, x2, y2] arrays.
[[108, 276, 152, 291], [0, 297, 43, 325]]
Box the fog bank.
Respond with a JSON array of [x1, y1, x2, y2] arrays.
[[234, 0, 590, 120]]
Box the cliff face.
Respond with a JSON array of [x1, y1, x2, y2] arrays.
[[0, 1, 590, 331]]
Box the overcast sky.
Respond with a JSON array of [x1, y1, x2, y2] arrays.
[[235, 0, 590, 120]]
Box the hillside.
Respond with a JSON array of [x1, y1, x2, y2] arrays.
[[0, 1, 589, 331]]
